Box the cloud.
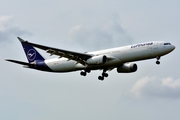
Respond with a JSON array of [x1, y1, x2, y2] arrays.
[[131, 76, 155, 97], [162, 77, 180, 88], [0, 15, 13, 31], [67, 17, 133, 51], [0, 15, 31, 44], [131, 76, 180, 99]]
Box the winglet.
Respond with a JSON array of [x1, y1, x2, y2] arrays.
[[17, 37, 26, 43]]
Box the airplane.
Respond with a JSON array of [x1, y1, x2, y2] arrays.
[[6, 37, 175, 80]]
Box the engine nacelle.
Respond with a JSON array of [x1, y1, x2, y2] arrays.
[[117, 63, 137, 73], [86, 55, 107, 65]]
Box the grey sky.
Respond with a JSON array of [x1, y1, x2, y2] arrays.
[[1, 0, 180, 120]]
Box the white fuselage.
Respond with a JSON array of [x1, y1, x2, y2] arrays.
[[44, 41, 175, 72]]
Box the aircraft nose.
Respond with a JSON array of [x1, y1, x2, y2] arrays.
[[171, 45, 175, 51]]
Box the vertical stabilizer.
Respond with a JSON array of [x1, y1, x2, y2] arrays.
[[17, 37, 45, 63]]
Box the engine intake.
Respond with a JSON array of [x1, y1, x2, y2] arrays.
[[86, 55, 107, 65], [117, 63, 137, 73]]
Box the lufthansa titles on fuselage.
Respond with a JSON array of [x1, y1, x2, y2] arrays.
[[131, 42, 153, 48]]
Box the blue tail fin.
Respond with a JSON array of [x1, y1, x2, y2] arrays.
[[18, 37, 45, 63]]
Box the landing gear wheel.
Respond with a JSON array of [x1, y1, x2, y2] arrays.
[[102, 73, 108, 77], [80, 71, 87, 76], [156, 61, 160, 65], [98, 76, 104, 81], [156, 56, 161, 65]]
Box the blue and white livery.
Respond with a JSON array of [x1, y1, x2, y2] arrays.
[[6, 37, 175, 80]]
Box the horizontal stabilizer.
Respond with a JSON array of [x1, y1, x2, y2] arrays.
[[6, 59, 30, 66]]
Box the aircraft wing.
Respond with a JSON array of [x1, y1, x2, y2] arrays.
[[17, 37, 92, 65]]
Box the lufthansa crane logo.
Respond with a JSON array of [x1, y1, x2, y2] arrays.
[[27, 49, 36, 61]]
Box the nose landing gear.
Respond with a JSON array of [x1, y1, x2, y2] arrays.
[[156, 56, 161, 65]]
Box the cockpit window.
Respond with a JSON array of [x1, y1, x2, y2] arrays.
[[164, 43, 171, 45]]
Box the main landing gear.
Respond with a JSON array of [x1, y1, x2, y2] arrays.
[[80, 69, 109, 81], [156, 56, 161, 65], [98, 70, 108, 81], [80, 69, 91, 76]]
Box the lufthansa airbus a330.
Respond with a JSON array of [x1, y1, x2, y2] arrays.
[[6, 37, 175, 80]]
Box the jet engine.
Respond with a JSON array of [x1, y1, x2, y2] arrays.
[[86, 55, 107, 65], [117, 63, 137, 73]]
